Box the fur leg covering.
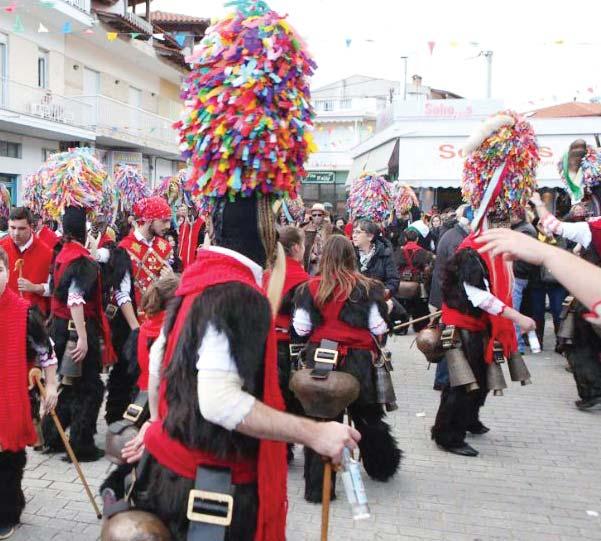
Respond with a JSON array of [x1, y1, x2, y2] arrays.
[[568, 346, 601, 401], [431, 386, 471, 448], [0, 450, 26, 526], [134, 455, 257, 541], [104, 355, 136, 425], [100, 463, 134, 500], [349, 403, 401, 482], [41, 385, 74, 451], [303, 446, 336, 503]]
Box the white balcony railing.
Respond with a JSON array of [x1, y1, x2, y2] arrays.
[[72, 95, 178, 152], [0, 77, 92, 129], [313, 97, 386, 114], [61, 0, 91, 13]]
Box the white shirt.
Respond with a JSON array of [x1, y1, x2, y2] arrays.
[[293, 303, 389, 337], [463, 279, 506, 316]]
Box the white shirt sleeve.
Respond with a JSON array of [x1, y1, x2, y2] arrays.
[[368, 303, 388, 335], [115, 271, 133, 307], [96, 247, 110, 264], [148, 330, 167, 377], [42, 275, 51, 297], [463, 282, 506, 316], [195, 324, 256, 431], [541, 214, 592, 248], [292, 307, 313, 336], [67, 282, 85, 306]]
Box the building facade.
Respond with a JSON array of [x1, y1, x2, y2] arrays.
[[0, 0, 207, 203]]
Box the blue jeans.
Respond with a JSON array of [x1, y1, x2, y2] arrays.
[[512, 277, 529, 353], [530, 284, 568, 346], [434, 358, 449, 387]]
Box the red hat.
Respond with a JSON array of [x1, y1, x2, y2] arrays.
[[133, 196, 172, 222]]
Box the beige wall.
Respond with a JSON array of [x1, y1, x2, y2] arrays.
[[8, 34, 38, 88]]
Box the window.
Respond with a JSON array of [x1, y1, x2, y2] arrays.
[[0, 140, 21, 158], [0, 175, 17, 204], [42, 148, 58, 161], [38, 49, 49, 89]]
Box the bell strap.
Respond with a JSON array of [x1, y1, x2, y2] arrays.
[[312, 339, 339, 379], [187, 467, 234, 541]]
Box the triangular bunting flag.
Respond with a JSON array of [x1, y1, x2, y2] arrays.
[[4, 3, 16, 13], [107, 32, 118, 42], [153, 33, 164, 40], [83, 28, 94, 35], [13, 16, 24, 33], [174, 33, 186, 47], [62, 22, 72, 34], [130, 32, 140, 39], [428, 41, 435, 55], [38, 23, 49, 33], [39, 0, 55, 7]]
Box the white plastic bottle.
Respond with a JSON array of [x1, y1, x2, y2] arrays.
[[528, 330, 541, 354], [340, 447, 370, 520]]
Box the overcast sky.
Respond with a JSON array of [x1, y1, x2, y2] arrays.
[[153, 0, 601, 109]]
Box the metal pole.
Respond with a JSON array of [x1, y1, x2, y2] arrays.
[[401, 56, 408, 101], [484, 50, 493, 98]]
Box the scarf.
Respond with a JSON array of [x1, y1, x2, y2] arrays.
[[144, 249, 287, 541], [358, 244, 376, 273], [52, 242, 116, 365], [0, 287, 36, 451], [136, 312, 165, 391]]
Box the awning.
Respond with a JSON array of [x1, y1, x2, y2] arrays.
[[346, 139, 397, 185], [400, 179, 566, 190]]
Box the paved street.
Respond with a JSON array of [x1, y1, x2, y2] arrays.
[[15, 325, 601, 541]]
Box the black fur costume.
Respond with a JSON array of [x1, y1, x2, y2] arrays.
[[565, 243, 601, 401], [101, 244, 138, 425], [293, 281, 401, 503], [431, 248, 490, 449], [42, 255, 104, 457], [124, 282, 271, 541], [0, 307, 53, 528], [396, 246, 434, 332]]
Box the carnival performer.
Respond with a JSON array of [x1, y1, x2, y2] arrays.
[[42, 206, 115, 462], [431, 111, 539, 457], [293, 234, 401, 502], [102, 196, 173, 424], [96, 3, 366, 540], [0, 207, 53, 315], [34, 215, 60, 251], [267, 226, 309, 418], [531, 189, 601, 410], [0, 247, 58, 540], [176, 204, 204, 270]]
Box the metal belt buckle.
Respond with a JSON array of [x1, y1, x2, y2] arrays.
[[441, 327, 456, 349], [187, 489, 234, 526], [493, 342, 506, 363], [67, 320, 77, 332], [289, 343, 304, 360], [123, 403, 144, 423], [105, 303, 118, 320], [313, 347, 338, 366]]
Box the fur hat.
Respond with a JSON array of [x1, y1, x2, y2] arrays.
[[62, 206, 87, 244]]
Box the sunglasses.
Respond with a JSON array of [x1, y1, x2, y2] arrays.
[[311, 213, 324, 217]]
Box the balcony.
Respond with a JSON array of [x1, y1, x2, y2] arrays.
[[313, 97, 387, 122], [62, 0, 91, 13], [72, 94, 178, 156], [0, 77, 95, 140]]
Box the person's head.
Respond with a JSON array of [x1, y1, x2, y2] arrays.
[[32, 213, 43, 232], [352, 219, 379, 251], [310, 203, 326, 227], [335, 217, 345, 230], [431, 205, 439, 215], [90, 215, 109, 237], [405, 228, 419, 242], [133, 197, 172, 239], [0, 247, 8, 296], [8, 207, 34, 247], [315, 235, 372, 307], [278, 226, 305, 263], [62, 206, 87, 244], [510, 207, 526, 226], [140, 274, 180, 319], [430, 215, 441, 229]]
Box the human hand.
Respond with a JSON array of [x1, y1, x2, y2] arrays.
[[529, 192, 543, 206], [308, 421, 361, 465], [17, 278, 36, 293], [122, 421, 151, 464], [42, 382, 58, 415], [518, 315, 536, 333], [71, 337, 88, 363], [477, 229, 547, 266]]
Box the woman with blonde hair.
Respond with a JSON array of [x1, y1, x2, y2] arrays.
[[292, 234, 401, 503]]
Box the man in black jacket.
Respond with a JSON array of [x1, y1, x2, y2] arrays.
[[510, 208, 538, 353]]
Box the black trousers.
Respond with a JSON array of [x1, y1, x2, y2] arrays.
[[104, 330, 136, 425], [133, 455, 257, 541], [0, 450, 26, 527], [567, 345, 601, 401], [431, 330, 489, 448], [42, 317, 104, 453]]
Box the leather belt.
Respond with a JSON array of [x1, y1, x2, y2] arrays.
[[187, 467, 234, 541], [311, 339, 339, 379]]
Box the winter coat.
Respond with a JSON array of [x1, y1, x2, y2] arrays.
[[356, 236, 400, 293], [511, 220, 538, 280]]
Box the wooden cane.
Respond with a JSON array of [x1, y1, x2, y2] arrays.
[[393, 310, 442, 332], [321, 461, 333, 541], [14, 259, 24, 297], [29, 369, 102, 519]]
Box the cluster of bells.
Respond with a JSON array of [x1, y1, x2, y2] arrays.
[[417, 327, 532, 395]]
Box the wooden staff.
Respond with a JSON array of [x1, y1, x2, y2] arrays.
[[321, 461, 333, 541], [14, 259, 24, 297], [393, 310, 442, 332], [28, 369, 102, 519]]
